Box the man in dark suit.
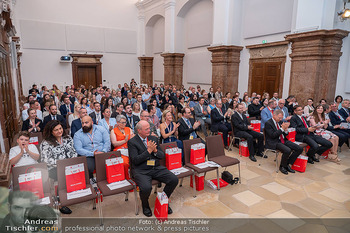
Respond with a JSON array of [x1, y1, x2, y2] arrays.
[[123, 104, 140, 133], [134, 94, 147, 111], [265, 110, 303, 174], [128, 120, 178, 217], [328, 102, 350, 138], [89, 102, 102, 124], [248, 97, 264, 119], [290, 105, 332, 164], [43, 104, 67, 129], [231, 103, 264, 162], [211, 99, 232, 149], [178, 107, 201, 141], [59, 95, 74, 118], [339, 99, 350, 120]]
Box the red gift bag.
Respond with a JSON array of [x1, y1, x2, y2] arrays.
[[18, 167, 44, 198], [154, 192, 168, 221], [190, 143, 205, 165], [291, 155, 308, 172], [206, 178, 229, 190], [286, 128, 296, 142], [250, 120, 261, 133], [321, 149, 330, 159], [239, 141, 249, 157], [29, 136, 39, 145], [65, 163, 86, 193], [106, 155, 125, 184], [190, 173, 204, 191], [165, 146, 182, 170]]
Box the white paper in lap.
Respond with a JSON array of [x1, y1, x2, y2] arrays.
[[67, 188, 92, 200]]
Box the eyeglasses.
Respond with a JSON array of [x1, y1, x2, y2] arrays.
[[141, 115, 150, 118], [119, 121, 127, 124]]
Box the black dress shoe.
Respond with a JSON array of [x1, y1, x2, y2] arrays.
[[279, 167, 288, 175], [307, 158, 314, 164], [168, 206, 173, 214], [312, 156, 319, 162], [286, 165, 295, 173], [249, 156, 257, 162], [143, 207, 152, 217], [59, 206, 72, 214]]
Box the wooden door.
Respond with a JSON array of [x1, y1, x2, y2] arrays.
[[77, 67, 97, 88], [251, 62, 280, 96]]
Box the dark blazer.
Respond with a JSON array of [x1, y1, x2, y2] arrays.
[[339, 108, 349, 120], [290, 114, 311, 142], [264, 118, 289, 150], [248, 103, 263, 118], [89, 111, 103, 122], [43, 114, 67, 129], [71, 119, 82, 137], [329, 111, 345, 126], [123, 113, 140, 130], [59, 104, 74, 117], [210, 108, 225, 132], [22, 118, 43, 132], [231, 112, 249, 135], [127, 135, 164, 172], [177, 117, 198, 141]]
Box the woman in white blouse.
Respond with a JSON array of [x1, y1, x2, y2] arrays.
[[68, 104, 81, 127], [303, 98, 315, 117]]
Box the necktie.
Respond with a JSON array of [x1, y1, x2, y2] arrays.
[[142, 138, 147, 147], [276, 123, 285, 143], [186, 119, 197, 138], [301, 117, 310, 135], [53, 115, 56, 120], [67, 105, 70, 113]]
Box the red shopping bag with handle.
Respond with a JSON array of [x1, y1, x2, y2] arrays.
[[165, 146, 182, 170], [65, 163, 86, 193], [18, 167, 44, 198], [106, 155, 125, 183], [190, 143, 205, 164], [286, 128, 296, 142], [154, 192, 168, 221], [250, 120, 261, 133], [239, 141, 249, 157], [291, 155, 308, 172]]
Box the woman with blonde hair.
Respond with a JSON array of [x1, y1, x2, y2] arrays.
[[132, 102, 141, 118], [68, 104, 81, 127]]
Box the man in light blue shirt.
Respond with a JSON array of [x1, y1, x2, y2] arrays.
[[74, 116, 111, 181]]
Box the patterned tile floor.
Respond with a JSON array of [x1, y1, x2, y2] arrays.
[[68, 145, 350, 219]]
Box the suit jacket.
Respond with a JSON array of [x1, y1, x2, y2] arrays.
[[89, 111, 103, 123], [290, 114, 313, 142], [193, 103, 208, 119], [22, 118, 43, 132], [285, 100, 294, 114], [123, 113, 140, 131], [43, 114, 67, 129], [71, 118, 82, 137], [264, 118, 289, 150], [329, 111, 346, 126], [276, 106, 289, 120], [211, 108, 225, 132], [248, 103, 263, 118], [261, 107, 273, 130], [127, 135, 164, 172], [59, 104, 74, 117], [338, 108, 349, 121], [177, 117, 198, 141], [231, 112, 249, 135]]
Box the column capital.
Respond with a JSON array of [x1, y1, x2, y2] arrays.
[[164, 0, 176, 10]]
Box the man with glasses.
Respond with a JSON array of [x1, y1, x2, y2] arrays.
[[290, 105, 332, 164], [140, 110, 158, 138], [275, 99, 291, 121]]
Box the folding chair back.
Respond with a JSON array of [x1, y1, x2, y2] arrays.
[[95, 151, 121, 183], [206, 135, 225, 160], [29, 132, 43, 152], [159, 142, 177, 167]]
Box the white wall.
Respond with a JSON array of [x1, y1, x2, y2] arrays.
[[182, 0, 213, 88], [13, 0, 139, 93]]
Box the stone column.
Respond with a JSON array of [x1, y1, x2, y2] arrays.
[[138, 57, 153, 86], [285, 29, 349, 106], [208, 45, 243, 95], [164, 0, 176, 53], [161, 53, 184, 87]]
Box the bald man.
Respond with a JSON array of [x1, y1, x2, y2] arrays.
[[127, 120, 178, 217], [73, 116, 111, 182]]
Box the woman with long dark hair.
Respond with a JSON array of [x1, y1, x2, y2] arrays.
[[40, 120, 77, 214]]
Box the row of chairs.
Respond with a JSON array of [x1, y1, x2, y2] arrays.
[[11, 135, 241, 224]]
